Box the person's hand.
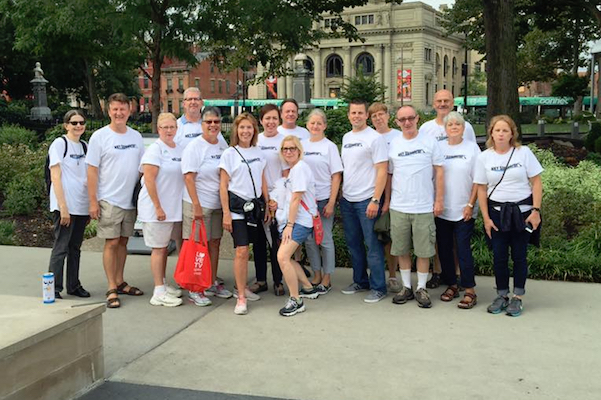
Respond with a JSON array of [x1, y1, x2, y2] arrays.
[[282, 225, 293, 244], [366, 202, 379, 219], [193, 204, 204, 220], [382, 200, 390, 214], [59, 206, 71, 226], [89, 201, 100, 220], [323, 201, 335, 218], [484, 217, 498, 239], [155, 206, 166, 221], [223, 213, 233, 233], [434, 200, 444, 217], [462, 206, 473, 222], [264, 208, 272, 224], [268, 199, 278, 212], [525, 210, 541, 230]]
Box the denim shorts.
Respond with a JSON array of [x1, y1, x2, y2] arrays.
[[282, 223, 313, 244]]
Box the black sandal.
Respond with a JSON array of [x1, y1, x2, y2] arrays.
[[116, 281, 144, 296], [440, 285, 460, 302], [106, 289, 121, 309]]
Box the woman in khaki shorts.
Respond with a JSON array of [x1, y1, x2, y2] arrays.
[[181, 107, 233, 307]]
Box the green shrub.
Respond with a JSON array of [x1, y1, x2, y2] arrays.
[[0, 143, 46, 193], [0, 220, 16, 245], [585, 151, 601, 166], [84, 219, 98, 239], [0, 124, 37, 148], [595, 136, 601, 154], [45, 124, 65, 143], [584, 121, 601, 151], [573, 111, 596, 123], [3, 170, 45, 215]]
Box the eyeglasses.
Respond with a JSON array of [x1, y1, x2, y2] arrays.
[[396, 116, 417, 124], [184, 97, 202, 102], [68, 121, 86, 126], [203, 119, 221, 124], [158, 125, 177, 130], [282, 147, 298, 153]]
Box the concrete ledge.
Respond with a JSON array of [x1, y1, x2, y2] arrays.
[[0, 296, 105, 400]]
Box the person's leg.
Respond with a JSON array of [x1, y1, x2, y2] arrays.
[[390, 210, 413, 288], [319, 201, 335, 287], [510, 214, 531, 297], [355, 199, 386, 294], [252, 224, 268, 288], [151, 247, 169, 286], [385, 243, 397, 278], [340, 198, 369, 289], [435, 217, 458, 287], [269, 223, 284, 287], [234, 246, 250, 298], [304, 219, 323, 284], [48, 211, 71, 294], [489, 209, 511, 297], [277, 240, 301, 298], [455, 219, 476, 289], [103, 238, 120, 301], [114, 236, 129, 286], [65, 215, 87, 292]]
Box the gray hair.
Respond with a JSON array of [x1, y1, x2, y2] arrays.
[[202, 106, 221, 119], [307, 108, 327, 125], [183, 87, 201, 99], [444, 111, 465, 126]]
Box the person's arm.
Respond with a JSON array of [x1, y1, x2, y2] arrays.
[[50, 165, 70, 226], [366, 161, 388, 219], [282, 191, 303, 244], [382, 173, 392, 213], [433, 165, 444, 217], [87, 165, 100, 219], [220, 169, 233, 233], [143, 164, 165, 221], [525, 174, 542, 229], [184, 172, 203, 220], [323, 172, 341, 218], [478, 184, 497, 238], [261, 172, 271, 223], [463, 184, 478, 221]]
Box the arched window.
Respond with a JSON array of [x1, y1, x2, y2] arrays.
[[452, 57, 457, 77], [444, 55, 449, 77], [436, 54, 441, 74], [356, 52, 375, 75], [305, 56, 314, 78], [326, 54, 343, 77]]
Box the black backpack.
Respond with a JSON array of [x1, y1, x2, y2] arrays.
[[45, 136, 88, 195]]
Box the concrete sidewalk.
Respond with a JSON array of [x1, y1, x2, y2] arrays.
[[3, 245, 601, 400]]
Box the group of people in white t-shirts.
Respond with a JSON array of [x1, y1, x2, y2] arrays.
[[47, 90, 542, 318]]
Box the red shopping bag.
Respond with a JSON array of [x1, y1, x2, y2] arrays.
[[174, 220, 212, 292], [301, 200, 324, 245]]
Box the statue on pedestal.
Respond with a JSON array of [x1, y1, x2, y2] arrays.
[[30, 62, 52, 120]]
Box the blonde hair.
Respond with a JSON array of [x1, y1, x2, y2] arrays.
[[230, 112, 259, 147], [486, 114, 521, 149], [368, 102, 388, 117], [279, 135, 304, 162], [157, 112, 177, 127]]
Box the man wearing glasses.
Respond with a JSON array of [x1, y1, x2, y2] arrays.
[[175, 87, 204, 148], [387, 105, 444, 309]]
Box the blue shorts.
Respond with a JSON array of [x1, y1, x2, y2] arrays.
[[281, 223, 313, 244]]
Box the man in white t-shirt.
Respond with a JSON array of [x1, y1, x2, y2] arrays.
[[340, 100, 389, 303], [87, 93, 145, 308], [175, 87, 204, 148], [388, 105, 444, 309], [419, 89, 477, 144], [277, 98, 310, 140]]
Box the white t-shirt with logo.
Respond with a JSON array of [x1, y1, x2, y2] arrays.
[[439, 140, 481, 221], [278, 125, 310, 141], [175, 116, 203, 148], [86, 125, 144, 210], [283, 160, 317, 229], [380, 128, 402, 147], [419, 119, 477, 143], [301, 137, 343, 201], [219, 146, 266, 220], [341, 127, 388, 202], [257, 133, 289, 191], [388, 132, 444, 214], [48, 137, 89, 216], [181, 135, 228, 209], [137, 140, 184, 222], [473, 146, 543, 212]]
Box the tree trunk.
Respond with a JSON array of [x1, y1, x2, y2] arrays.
[[482, 0, 521, 135], [573, 96, 583, 117], [83, 59, 103, 118], [597, 54, 601, 118]]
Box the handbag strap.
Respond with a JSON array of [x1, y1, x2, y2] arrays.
[[300, 199, 318, 218], [488, 147, 516, 200], [189, 219, 209, 245], [232, 146, 258, 199]]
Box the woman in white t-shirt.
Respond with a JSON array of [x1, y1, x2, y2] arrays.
[[276, 136, 320, 317], [474, 115, 543, 317], [302, 108, 342, 294], [436, 112, 481, 309], [48, 110, 90, 299], [219, 113, 269, 315], [138, 113, 184, 307]]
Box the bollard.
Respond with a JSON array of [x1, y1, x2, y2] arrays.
[[537, 119, 545, 136], [571, 122, 579, 139]]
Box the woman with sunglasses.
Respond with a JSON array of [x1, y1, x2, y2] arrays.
[[182, 107, 232, 307], [47, 110, 91, 299], [277, 135, 320, 317]]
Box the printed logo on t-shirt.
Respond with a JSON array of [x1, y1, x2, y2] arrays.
[[397, 149, 425, 157], [114, 144, 138, 150], [70, 154, 85, 160], [185, 132, 202, 138], [445, 154, 467, 160], [172, 157, 182, 162], [305, 151, 322, 157], [491, 162, 523, 172], [243, 158, 261, 164], [436, 134, 448, 141], [260, 146, 278, 151], [210, 154, 221, 160], [343, 142, 363, 149]]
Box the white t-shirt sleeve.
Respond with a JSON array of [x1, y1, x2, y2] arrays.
[[141, 143, 162, 167], [464, 122, 477, 143], [85, 132, 102, 167], [328, 141, 344, 174], [524, 147, 544, 177], [181, 142, 201, 174], [473, 152, 488, 184], [218, 150, 233, 176], [431, 137, 444, 166], [48, 138, 67, 167], [372, 135, 389, 164]]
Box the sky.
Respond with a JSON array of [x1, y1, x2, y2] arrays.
[[407, 0, 455, 10]]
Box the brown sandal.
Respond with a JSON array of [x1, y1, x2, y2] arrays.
[[106, 289, 121, 309], [440, 285, 460, 302], [458, 292, 478, 309], [116, 281, 144, 296]]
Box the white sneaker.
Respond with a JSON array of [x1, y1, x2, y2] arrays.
[[188, 291, 212, 307], [234, 298, 248, 315], [205, 284, 233, 299], [165, 284, 182, 298], [233, 288, 260, 302], [150, 292, 183, 307]]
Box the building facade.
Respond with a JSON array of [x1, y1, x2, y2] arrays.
[[253, 1, 473, 110]]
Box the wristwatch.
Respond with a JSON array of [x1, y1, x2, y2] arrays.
[[467, 203, 474, 208], [371, 197, 380, 204], [532, 207, 541, 213]]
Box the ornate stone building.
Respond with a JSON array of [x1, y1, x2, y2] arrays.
[[253, 1, 472, 110]]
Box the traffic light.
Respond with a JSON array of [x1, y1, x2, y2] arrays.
[[462, 63, 468, 77]]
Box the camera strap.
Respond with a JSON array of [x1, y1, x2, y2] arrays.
[[233, 146, 259, 199]]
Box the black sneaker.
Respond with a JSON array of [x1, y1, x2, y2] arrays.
[[55, 291, 63, 299], [279, 297, 305, 317], [426, 273, 441, 289], [299, 286, 319, 299], [415, 288, 432, 308], [392, 286, 414, 304], [315, 284, 331, 295]]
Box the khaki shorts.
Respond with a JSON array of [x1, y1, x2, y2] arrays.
[[390, 210, 436, 258], [142, 222, 182, 248], [97, 200, 136, 239], [182, 201, 223, 241]]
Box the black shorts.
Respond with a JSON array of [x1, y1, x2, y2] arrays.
[[231, 220, 263, 248]]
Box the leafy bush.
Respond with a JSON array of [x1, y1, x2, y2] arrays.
[[45, 123, 66, 143], [84, 219, 98, 239], [0, 124, 38, 148], [584, 121, 601, 152], [585, 151, 601, 166], [3, 170, 45, 215], [595, 136, 601, 154], [573, 111, 596, 123], [0, 220, 16, 245], [0, 100, 30, 125], [0, 143, 45, 193]]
